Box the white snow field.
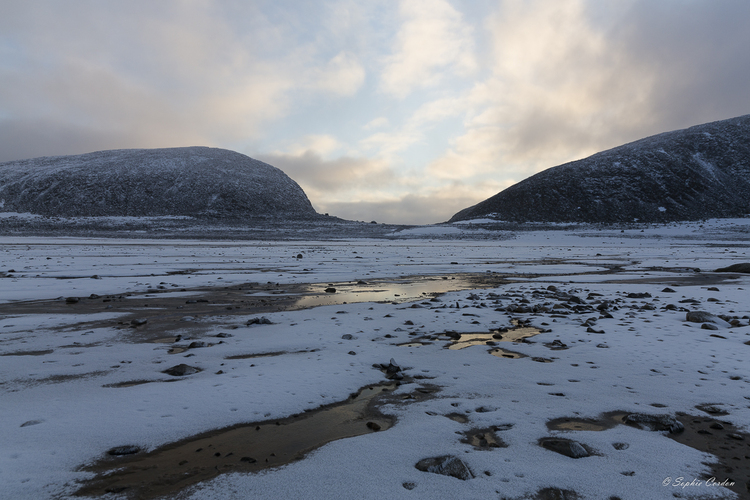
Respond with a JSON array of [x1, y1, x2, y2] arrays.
[[1, 219, 749, 499]]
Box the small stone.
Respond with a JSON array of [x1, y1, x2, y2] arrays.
[[107, 445, 141, 456], [341, 334, 354, 340], [624, 413, 684, 433], [130, 318, 148, 326], [348, 351, 356, 355], [325, 287, 336, 293], [612, 442, 629, 450], [366, 421, 381, 431], [240, 456, 257, 463], [163, 364, 201, 376], [188, 341, 207, 348], [402, 482, 417, 490], [415, 455, 474, 480], [247, 316, 273, 325], [65, 297, 79, 304], [20, 420, 44, 427], [701, 323, 719, 330], [539, 438, 590, 458]]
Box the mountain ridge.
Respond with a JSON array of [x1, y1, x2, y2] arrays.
[[0, 147, 318, 219], [450, 115, 750, 223]]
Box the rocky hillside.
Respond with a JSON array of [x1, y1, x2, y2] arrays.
[[451, 115, 750, 223], [0, 147, 317, 219]]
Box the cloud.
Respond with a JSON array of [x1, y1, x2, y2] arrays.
[[380, 0, 476, 98], [310, 51, 365, 96], [427, 0, 750, 187], [320, 180, 505, 225], [256, 150, 394, 198], [0, 1, 365, 162]]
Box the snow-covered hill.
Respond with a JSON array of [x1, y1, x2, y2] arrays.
[[451, 114, 750, 223], [0, 147, 317, 219]]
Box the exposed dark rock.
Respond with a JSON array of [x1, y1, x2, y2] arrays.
[[0, 147, 318, 219], [715, 263, 750, 273], [247, 316, 273, 325], [695, 403, 730, 416], [20, 420, 43, 427], [538, 437, 591, 458], [162, 364, 201, 376], [107, 445, 141, 456], [686, 311, 728, 326], [450, 115, 750, 223], [532, 487, 581, 500], [415, 455, 474, 480], [623, 413, 684, 433]]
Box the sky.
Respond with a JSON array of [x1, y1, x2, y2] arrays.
[[1, 0, 749, 225]]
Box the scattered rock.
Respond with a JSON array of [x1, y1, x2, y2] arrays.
[[415, 455, 474, 480], [65, 297, 79, 304], [107, 445, 141, 456], [402, 482, 416, 490], [247, 316, 273, 325], [162, 364, 201, 376], [20, 420, 44, 427], [366, 421, 381, 431], [612, 442, 629, 450], [130, 318, 148, 327], [533, 487, 581, 500], [623, 413, 684, 433], [627, 292, 652, 298], [695, 403, 729, 416], [341, 334, 354, 340], [661, 287, 676, 293], [539, 438, 591, 458], [188, 341, 207, 349], [701, 323, 719, 330], [686, 311, 728, 326], [325, 287, 336, 293]]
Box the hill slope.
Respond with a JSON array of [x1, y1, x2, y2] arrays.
[[451, 115, 750, 223], [0, 147, 317, 219]]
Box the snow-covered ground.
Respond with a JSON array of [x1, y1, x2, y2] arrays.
[[1, 219, 749, 499]]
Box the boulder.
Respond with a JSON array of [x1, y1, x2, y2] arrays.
[[415, 455, 474, 480]]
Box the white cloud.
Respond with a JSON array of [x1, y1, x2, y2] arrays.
[[363, 117, 390, 130], [380, 0, 477, 98], [309, 51, 365, 96]]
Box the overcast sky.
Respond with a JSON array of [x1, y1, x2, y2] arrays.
[[2, 0, 749, 224]]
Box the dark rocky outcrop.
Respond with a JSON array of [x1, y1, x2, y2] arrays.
[[0, 147, 317, 219], [451, 115, 750, 223], [715, 263, 750, 273]]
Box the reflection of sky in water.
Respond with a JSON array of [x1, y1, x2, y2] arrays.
[[449, 326, 541, 350], [290, 277, 479, 308]]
